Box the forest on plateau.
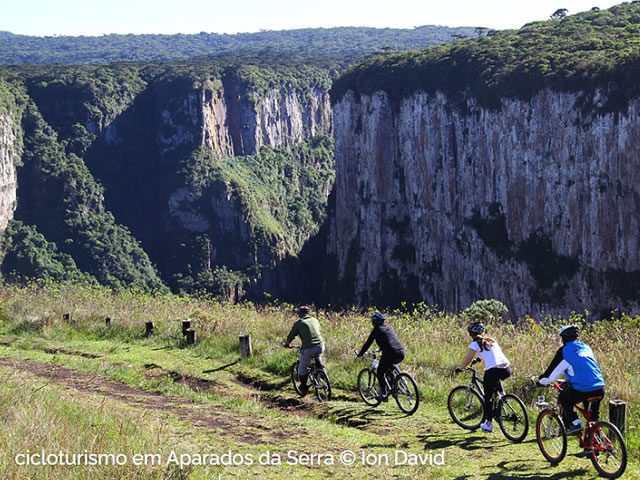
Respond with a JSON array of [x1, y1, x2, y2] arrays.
[[0, 26, 478, 65]]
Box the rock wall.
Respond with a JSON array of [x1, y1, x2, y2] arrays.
[[329, 89, 640, 318], [0, 112, 20, 239], [159, 79, 332, 158]]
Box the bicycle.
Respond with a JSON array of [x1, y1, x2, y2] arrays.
[[356, 349, 420, 415], [286, 344, 331, 402], [534, 380, 627, 479], [448, 357, 529, 442]]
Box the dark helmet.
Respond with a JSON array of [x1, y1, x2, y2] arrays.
[[297, 305, 310, 316], [467, 321, 485, 335], [371, 312, 386, 324], [559, 324, 579, 342]]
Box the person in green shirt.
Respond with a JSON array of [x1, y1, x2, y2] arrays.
[[284, 305, 325, 395]]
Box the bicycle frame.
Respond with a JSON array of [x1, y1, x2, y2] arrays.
[[535, 380, 627, 478], [287, 344, 331, 401], [362, 349, 397, 394], [290, 345, 321, 379], [538, 382, 596, 449], [449, 358, 528, 442], [357, 348, 420, 415], [460, 359, 486, 398]]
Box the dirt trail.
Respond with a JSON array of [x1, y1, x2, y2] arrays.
[[0, 356, 292, 443]]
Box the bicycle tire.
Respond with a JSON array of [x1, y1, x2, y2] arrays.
[[535, 409, 567, 465], [496, 393, 529, 443], [314, 368, 332, 402], [357, 368, 381, 406], [447, 386, 484, 430], [290, 361, 304, 396], [588, 420, 627, 479], [394, 372, 420, 415]]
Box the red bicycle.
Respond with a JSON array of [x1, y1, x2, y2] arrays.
[[534, 381, 627, 479]]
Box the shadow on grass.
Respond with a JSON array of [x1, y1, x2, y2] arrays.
[[202, 359, 240, 373], [323, 405, 402, 428], [418, 430, 489, 451], [484, 459, 591, 479]]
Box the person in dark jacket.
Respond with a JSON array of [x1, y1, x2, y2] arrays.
[[538, 325, 605, 435], [356, 312, 405, 401]]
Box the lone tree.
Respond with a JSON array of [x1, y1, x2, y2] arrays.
[[550, 8, 569, 19]]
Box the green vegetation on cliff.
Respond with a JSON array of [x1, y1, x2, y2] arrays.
[[331, 2, 640, 109], [11, 101, 166, 291], [0, 220, 93, 284], [172, 135, 335, 295]]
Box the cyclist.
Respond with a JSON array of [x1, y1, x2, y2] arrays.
[[537, 325, 605, 435], [356, 312, 405, 402], [284, 305, 325, 395], [455, 321, 512, 433]]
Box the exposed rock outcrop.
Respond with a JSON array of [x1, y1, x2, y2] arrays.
[[329, 89, 640, 317], [0, 112, 20, 239], [159, 79, 332, 158]]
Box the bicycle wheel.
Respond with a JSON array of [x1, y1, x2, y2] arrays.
[[447, 386, 484, 430], [314, 368, 332, 402], [394, 372, 420, 415], [357, 368, 381, 406], [535, 409, 567, 465], [589, 420, 627, 479], [290, 361, 304, 395], [496, 394, 529, 443]]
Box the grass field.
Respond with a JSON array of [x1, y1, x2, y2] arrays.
[[0, 281, 638, 479]]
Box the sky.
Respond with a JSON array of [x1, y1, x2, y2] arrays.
[[1, 0, 626, 37]]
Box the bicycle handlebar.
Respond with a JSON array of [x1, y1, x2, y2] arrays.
[[530, 376, 565, 389], [355, 349, 380, 358], [454, 356, 482, 374]]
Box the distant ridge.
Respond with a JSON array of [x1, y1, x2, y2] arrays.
[[0, 26, 479, 65]]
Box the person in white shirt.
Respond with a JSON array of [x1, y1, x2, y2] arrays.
[[455, 321, 512, 433]]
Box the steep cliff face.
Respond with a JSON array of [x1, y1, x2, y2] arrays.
[[158, 78, 332, 158], [329, 89, 640, 317], [0, 112, 20, 240]]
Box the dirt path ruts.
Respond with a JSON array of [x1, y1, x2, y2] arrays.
[[0, 356, 291, 443]]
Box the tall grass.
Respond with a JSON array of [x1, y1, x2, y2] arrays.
[[0, 369, 175, 480], [1, 280, 639, 456]]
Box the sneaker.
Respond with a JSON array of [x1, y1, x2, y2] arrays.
[[378, 394, 389, 402], [566, 421, 583, 436], [299, 385, 309, 396], [480, 421, 494, 433]]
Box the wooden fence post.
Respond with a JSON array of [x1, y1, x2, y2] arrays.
[[182, 319, 191, 336], [185, 328, 196, 345], [609, 400, 627, 436], [145, 321, 154, 336], [239, 334, 252, 358]]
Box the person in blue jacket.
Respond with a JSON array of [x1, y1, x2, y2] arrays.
[[538, 325, 605, 435]]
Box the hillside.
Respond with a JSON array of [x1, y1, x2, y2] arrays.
[[332, 3, 640, 108], [0, 26, 478, 65]]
